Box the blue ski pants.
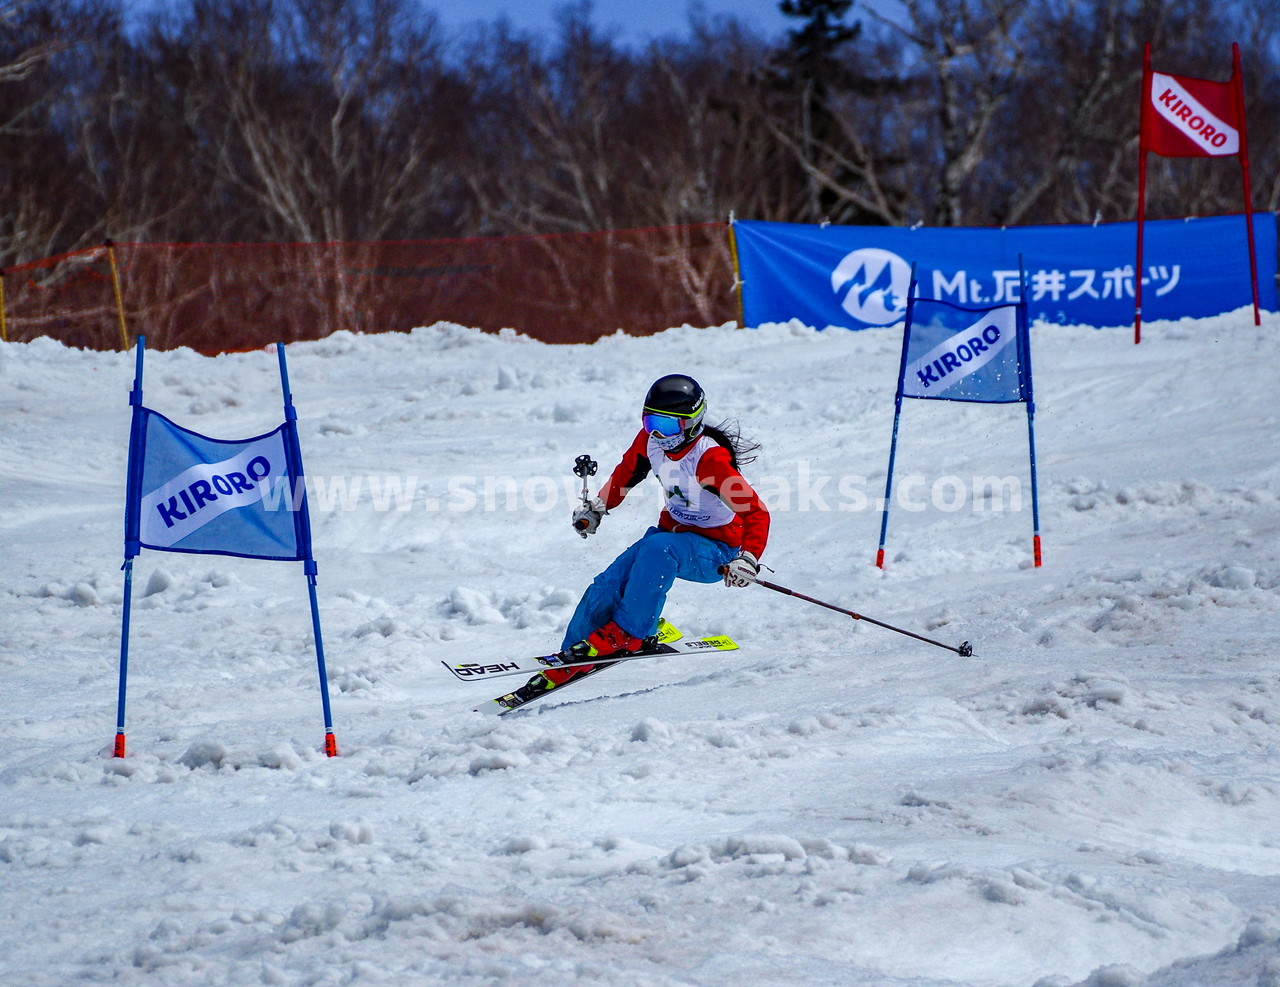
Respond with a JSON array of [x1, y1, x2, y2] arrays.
[[561, 527, 737, 650]]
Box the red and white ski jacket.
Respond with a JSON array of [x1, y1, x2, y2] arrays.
[[597, 428, 769, 558]]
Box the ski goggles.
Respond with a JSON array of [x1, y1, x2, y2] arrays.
[[642, 411, 687, 437]]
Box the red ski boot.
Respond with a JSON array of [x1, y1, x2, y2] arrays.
[[531, 620, 645, 690]]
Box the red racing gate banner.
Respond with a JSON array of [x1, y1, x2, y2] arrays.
[[1136, 43, 1259, 342], [1142, 68, 1241, 157]]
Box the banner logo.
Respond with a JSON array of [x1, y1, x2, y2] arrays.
[[139, 431, 289, 549], [452, 662, 521, 677], [831, 248, 911, 326], [1150, 72, 1238, 156], [901, 305, 1017, 399]]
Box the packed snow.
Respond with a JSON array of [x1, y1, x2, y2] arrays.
[[2, 311, 1279, 986]]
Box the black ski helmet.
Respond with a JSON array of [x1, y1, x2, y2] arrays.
[[642, 374, 706, 448]]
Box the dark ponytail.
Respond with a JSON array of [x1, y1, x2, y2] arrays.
[[701, 419, 761, 469]]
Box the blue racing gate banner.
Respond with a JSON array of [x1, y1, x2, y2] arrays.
[[734, 213, 1278, 330], [900, 299, 1027, 403], [128, 409, 303, 560]]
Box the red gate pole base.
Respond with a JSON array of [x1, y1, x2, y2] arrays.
[[113, 733, 126, 758], [324, 732, 339, 758]]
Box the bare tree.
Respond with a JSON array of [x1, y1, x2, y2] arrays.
[[170, 0, 471, 244], [461, 8, 641, 236], [0, 0, 102, 264], [866, 0, 1025, 226], [733, 0, 913, 225]]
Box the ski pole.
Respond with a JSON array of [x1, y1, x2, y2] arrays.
[[732, 571, 973, 657], [572, 454, 598, 533]]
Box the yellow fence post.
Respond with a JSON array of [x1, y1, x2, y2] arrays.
[[105, 239, 131, 350], [0, 268, 8, 343]]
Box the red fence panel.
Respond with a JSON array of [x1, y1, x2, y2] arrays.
[[1, 223, 736, 352]]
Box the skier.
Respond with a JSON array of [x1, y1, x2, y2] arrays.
[[514, 373, 770, 702]]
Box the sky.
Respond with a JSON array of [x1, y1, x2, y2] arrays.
[[424, 0, 796, 43], [122, 0, 916, 51], [123, 0, 881, 46]]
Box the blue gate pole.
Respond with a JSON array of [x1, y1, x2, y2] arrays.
[[305, 562, 336, 756], [114, 562, 134, 758], [115, 335, 147, 756], [876, 268, 918, 569], [1018, 259, 1042, 567], [875, 405, 903, 570], [277, 343, 338, 756]]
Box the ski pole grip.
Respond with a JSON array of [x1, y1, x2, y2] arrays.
[[573, 454, 599, 532]]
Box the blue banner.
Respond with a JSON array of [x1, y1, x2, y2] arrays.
[[735, 213, 1277, 330], [126, 409, 306, 561], [900, 298, 1028, 404]]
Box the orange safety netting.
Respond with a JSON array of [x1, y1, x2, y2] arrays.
[[0, 223, 738, 353]]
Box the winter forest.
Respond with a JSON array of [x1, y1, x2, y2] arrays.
[[2, 0, 1280, 269]]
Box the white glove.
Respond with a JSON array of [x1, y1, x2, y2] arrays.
[[722, 550, 759, 587], [573, 497, 606, 538]]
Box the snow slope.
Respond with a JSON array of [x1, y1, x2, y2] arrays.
[[2, 312, 1279, 986]]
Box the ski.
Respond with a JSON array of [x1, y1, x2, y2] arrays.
[[441, 618, 685, 684], [473, 633, 739, 716]]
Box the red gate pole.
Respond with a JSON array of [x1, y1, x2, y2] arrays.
[[1233, 43, 1261, 327]]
